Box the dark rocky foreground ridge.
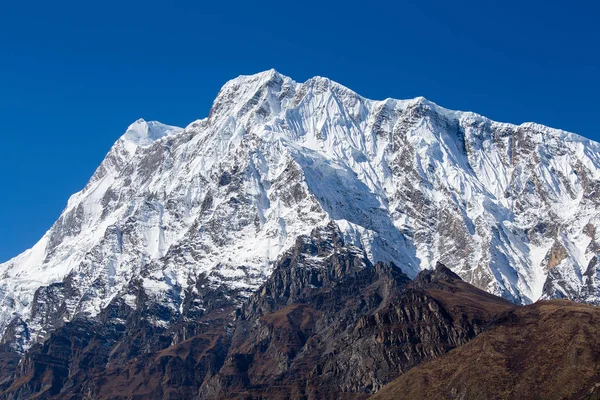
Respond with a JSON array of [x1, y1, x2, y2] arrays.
[[1, 223, 598, 399], [371, 300, 600, 400]]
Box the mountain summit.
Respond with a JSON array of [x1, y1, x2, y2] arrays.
[[2, 70, 600, 349]]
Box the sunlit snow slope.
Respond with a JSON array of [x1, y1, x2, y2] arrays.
[[2, 70, 600, 346]]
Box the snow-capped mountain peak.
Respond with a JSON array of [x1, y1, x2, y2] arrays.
[[122, 119, 182, 148], [2, 70, 600, 349]]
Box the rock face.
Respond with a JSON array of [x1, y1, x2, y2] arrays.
[[2, 69, 600, 352], [371, 300, 600, 400], [0, 225, 515, 399], [201, 226, 514, 399]]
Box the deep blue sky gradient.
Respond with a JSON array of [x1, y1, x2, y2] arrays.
[[0, 0, 598, 261]]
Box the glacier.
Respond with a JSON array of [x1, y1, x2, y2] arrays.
[[2, 69, 600, 347]]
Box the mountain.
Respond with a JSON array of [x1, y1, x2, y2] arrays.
[[371, 300, 600, 400], [2, 69, 600, 353], [0, 226, 515, 399]]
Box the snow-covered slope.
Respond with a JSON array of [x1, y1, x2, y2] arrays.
[[2, 70, 600, 347]]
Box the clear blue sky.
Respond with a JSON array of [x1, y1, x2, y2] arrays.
[[0, 0, 598, 261]]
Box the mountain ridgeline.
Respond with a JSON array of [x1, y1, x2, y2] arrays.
[[1, 70, 600, 399]]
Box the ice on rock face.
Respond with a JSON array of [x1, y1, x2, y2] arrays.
[[2, 69, 600, 347]]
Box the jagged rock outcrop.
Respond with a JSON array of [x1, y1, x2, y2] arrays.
[[201, 227, 514, 399]]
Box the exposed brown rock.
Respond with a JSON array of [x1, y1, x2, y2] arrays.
[[371, 300, 600, 400], [201, 250, 513, 399], [547, 240, 569, 269]]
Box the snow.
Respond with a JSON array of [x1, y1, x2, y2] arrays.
[[2, 69, 600, 346], [122, 119, 183, 149]]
